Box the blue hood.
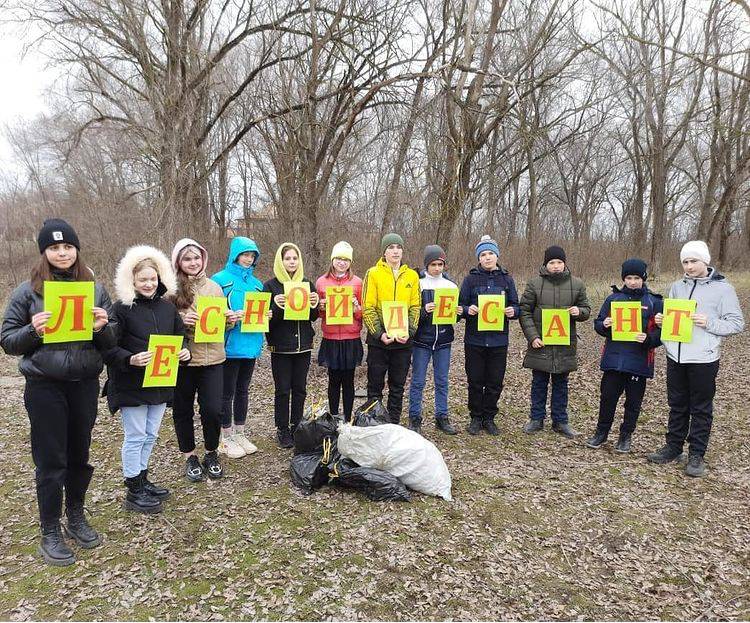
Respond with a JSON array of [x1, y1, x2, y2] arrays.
[[225, 236, 260, 274]]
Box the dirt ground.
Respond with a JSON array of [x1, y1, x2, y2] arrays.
[[0, 276, 748, 621]]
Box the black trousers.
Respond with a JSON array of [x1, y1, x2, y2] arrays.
[[464, 344, 508, 422], [172, 364, 223, 453], [328, 368, 356, 419], [665, 358, 720, 457], [221, 358, 256, 428], [366, 345, 412, 424], [271, 352, 311, 431], [596, 370, 647, 436], [23, 377, 99, 525]]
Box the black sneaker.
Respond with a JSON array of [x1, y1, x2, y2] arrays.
[[467, 417, 483, 435], [202, 451, 224, 479], [552, 421, 578, 438], [185, 455, 205, 482], [63, 507, 101, 549], [614, 434, 632, 453], [483, 420, 500, 436], [277, 428, 294, 449], [39, 523, 75, 566], [435, 418, 457, 435], [523, 419, 544, 434], [407, 419, 422, 435], [647, 444, 683, 464], [585, 431, 608, 449], [685, 454, 707, 478]]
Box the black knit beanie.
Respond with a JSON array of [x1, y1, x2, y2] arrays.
[[37, 219, 80, 253], [543, 245, 566, 265], [621, 258, 648, 281]]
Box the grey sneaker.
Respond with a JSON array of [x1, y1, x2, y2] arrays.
[[685, 454, 707, 478], [523, 419, 544, 434], [551, 421, 578, 438], [647, 444, 683, 464]]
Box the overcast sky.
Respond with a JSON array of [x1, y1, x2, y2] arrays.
[[0, 35, 49, 167]]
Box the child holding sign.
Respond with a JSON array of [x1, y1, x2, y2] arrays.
[[586, 259, 663, 453], [362, 233, 421, 424], [170, 239, 238, 483], [458, 235, 519, 435], [316, 241, 363, 422], [520, 245, 590, 438], [264, 243, 319, 448], [648, 241, 744, 477], [1, 219, 116, 566], [211, 237, 264, 460], [408, 245, 462, 435], [104, 246, 190, 514]]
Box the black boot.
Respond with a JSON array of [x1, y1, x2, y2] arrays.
[[614, 434, 632, 454], [585, 430, 608, 449], [407, 418, 422, 435], [277, 428, 294, 449], [435, 417, 457, 435], [39, 522, 75, 566], [63, 506, 101, 549], [467, 417, 483, 435], [141, 469, 170, 499], [483, 419, 500, 436], [124, 474, 162, 514], [523, 419, 544, 434]]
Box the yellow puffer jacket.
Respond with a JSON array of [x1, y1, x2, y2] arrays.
[[362, 258, 421, 348]]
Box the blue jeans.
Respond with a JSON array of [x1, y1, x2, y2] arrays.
[[408, 345, 451, 422], [530, 370, 569, 423], [121, 404, 167, 478]]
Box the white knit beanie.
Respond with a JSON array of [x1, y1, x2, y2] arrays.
[[331, 241, 353, 262], [680, 240, 711, 265]]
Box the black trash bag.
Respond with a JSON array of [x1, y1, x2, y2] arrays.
[[352, 398, 389, 427], [290, 452, 329, 494], [330, 459, 411, 502], [294, 409, 339, 455]]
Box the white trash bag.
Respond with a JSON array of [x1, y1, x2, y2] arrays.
[[337, 423, 452, 501]]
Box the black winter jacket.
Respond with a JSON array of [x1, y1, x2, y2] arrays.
[[1, 278, 117, 381], [103, 283, 185, 412], [263, 277, 319, 353]]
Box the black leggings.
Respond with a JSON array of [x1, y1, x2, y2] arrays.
[[271, 352, 311, 431], [328, 368, 356, 419], [221, 358, 256, 428]]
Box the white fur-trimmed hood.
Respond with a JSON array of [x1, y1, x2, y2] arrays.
[[114, 245, 177, 306]]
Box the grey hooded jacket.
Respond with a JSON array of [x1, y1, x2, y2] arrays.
[[664, 268, 744, 364]]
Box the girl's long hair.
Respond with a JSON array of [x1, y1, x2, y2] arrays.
[[30, 253, 94, 294], [171, 245, 204, 310]]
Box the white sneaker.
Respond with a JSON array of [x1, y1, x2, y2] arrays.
[[218, 434, 246, 459], [233, 432, 258, 455]]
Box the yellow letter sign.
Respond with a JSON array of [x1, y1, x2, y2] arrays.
[[43, 281, 95, 344], [541, 309, 570, 346]]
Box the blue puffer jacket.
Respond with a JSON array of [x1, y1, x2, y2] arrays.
[[413, 271, 459, 351], [594, 285, 663, 378], [459, 266, 519, 348], [211, 237, 264, 359]]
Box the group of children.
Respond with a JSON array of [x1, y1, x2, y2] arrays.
[[1, 220, 744, 567]]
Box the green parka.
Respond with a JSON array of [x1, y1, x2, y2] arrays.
[[519, 266, 591, 373]]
